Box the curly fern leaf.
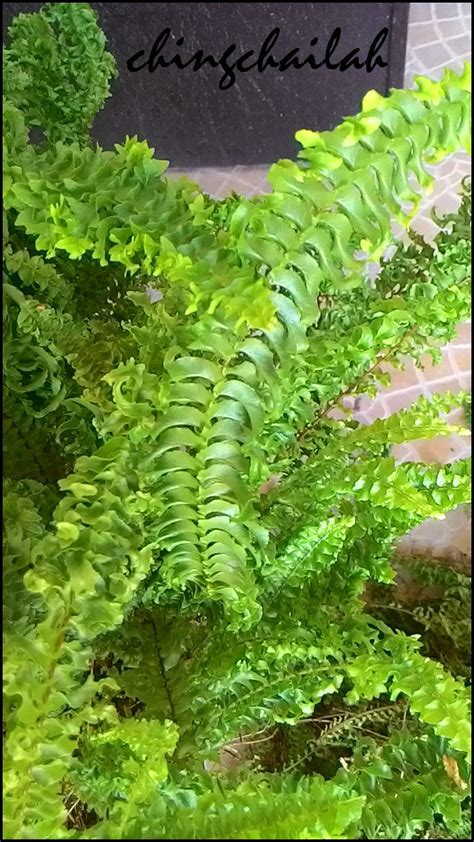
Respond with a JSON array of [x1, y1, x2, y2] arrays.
[[124, 772, 366, 840], [4, 2, 116, 145], [5, 66, 471, 624], [2, 8, 471, 835]]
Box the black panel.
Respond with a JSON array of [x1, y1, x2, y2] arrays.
[[3, 2, 409, 166]]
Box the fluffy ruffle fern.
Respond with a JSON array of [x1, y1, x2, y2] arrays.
[[2, 4, 472, 839]]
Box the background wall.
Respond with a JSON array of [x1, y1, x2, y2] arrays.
[[2, 2, 409, 166], [171, 3, 472, 567]]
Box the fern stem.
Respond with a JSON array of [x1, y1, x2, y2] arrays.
[[283, 748, 314, 774], [228, 728, 278, 747], [148, 618, 177, 722], [299, 326, 417, 442], [368, 603, 422, 618]]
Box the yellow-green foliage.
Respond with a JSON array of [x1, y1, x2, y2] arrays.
[[2, 3, 471, 839]]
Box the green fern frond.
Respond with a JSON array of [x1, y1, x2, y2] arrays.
[[2, 5, 471, 837], [4, 2, 116, 145]]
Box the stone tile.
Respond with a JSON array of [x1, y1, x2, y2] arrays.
[[410, 217, 439, 243], [446, 34, 471, 58], [417, 350, 457, 382], [456, 440, 472, 460], [446, 406, 470, 426], [392, 443, 419, 464], [202, 166, 269, 198], [231, 165, 268, 185], [430, 19, 471, 39], [359, 400, 388, 423], [451, 347, 472, 373], [227, 177, 265, 197], [327, 407, 346, 422], [168, 166, 231, 197], [409, 433, 469, 464], [434, 4, 465, 20], [409, 4, 434, 24], [213, 181, 237, 198], [384, 386, 426, 414], [379, 358, 422, 393], [424, 377, 464, 396], [408, 21, 444, 47], [415, 43, 453, 70], [399, 506, 471, 564], [403, 520, 443, 548], [451, 322, 472, 346]]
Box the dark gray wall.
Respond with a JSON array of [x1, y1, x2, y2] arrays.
[[3, 3, 409, 166]]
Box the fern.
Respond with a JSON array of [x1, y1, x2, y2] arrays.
[[4, 2, 116, 145], [367, 555, 471, 680], [2, 4, 472, 839]]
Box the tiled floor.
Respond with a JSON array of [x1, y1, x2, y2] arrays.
[[171, 4, 472, 564]]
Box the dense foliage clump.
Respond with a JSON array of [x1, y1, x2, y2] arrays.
[[3, 4, 472, 838]]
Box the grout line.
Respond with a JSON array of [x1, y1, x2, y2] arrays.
[[410, 36, 464, 50], [382, 374, 467, 398], [409, 15, 471, 26], [447, 344, 471, 350]]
